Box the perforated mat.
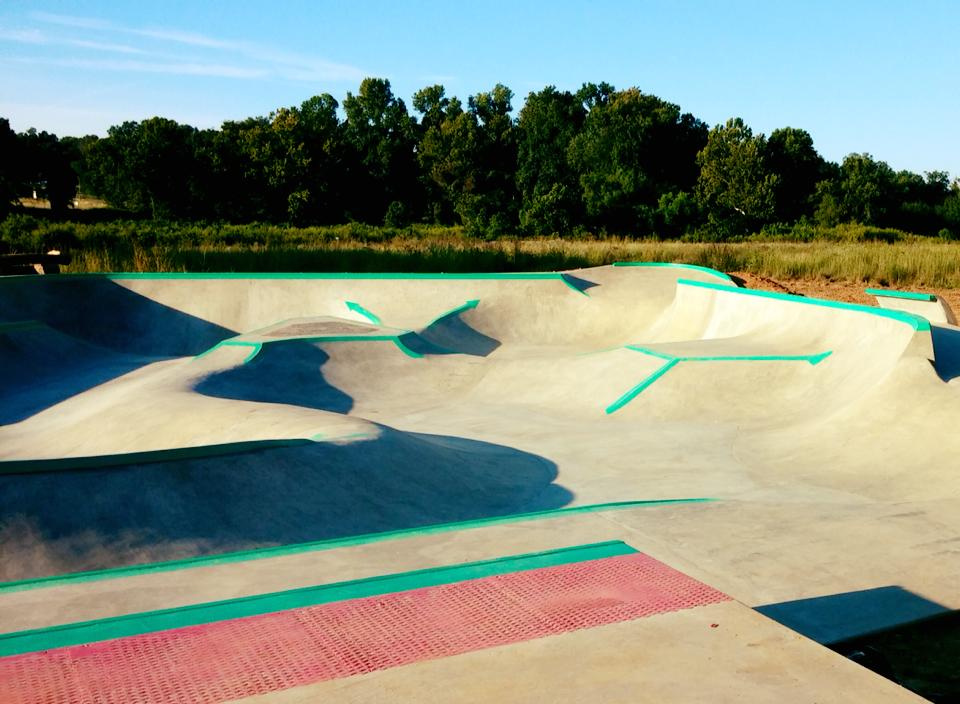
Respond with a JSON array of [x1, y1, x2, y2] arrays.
[[0, 552, 729, 704]]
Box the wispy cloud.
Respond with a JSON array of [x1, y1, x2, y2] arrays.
[[23, 11, 365, 82], [0, 27, 146, 55], [9, 57, 269, 80]]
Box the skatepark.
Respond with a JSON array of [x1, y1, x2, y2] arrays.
[[1, 262, 958, 702]]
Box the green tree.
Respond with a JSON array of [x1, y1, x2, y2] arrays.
[[413, 83, 518, 235], [342, 78, 419, 224], [515, 86, 586, 235], [568, 87, 707, 233], [0, 119, 23, 217], [695, 117, 778, 236], [765, 127, 825, 222]]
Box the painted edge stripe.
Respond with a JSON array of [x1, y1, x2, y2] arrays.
[[0, 320, 44, 333], [195, 334, 422, 361], [605, 359, 679, 414], [865, 287, 938, 302], [3, 272, 573, 281], [424, 299, 481, 328], [612, 261, 734, 283], [345, 301, 383, 325], [559, 272, 591, 296], [626, 345, 833, 365], [0, 499, 713, 594], [0, 541, 636, 657], [677, 278, 932, 332], [0, 438, 318, 475]]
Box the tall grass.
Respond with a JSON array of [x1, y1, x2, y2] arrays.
[[4, 216, 960, 287], [60, 240, 960, 288]]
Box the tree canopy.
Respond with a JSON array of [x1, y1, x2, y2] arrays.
[[3, 77, 957, 239]]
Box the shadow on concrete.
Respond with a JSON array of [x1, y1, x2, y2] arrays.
[[195, 340, 354, 414], [931, 325, 960, 382], [0, 326, 153, 424], [414, 314, 501, 357], [0, 427, 573, 579], [561, 273, 599, 294], [0, 277, 237, 423], [830, 608, 960, 703], [757, 585, 950, 644], [0, 276, 235, 356]]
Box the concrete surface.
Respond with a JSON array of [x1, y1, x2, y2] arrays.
[[1, 264, 958, 701]]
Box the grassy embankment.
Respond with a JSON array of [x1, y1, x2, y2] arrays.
[[2, 216, 959, 288]]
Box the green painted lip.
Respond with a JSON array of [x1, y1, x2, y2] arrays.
[[677, 278, 932, 332], [865, 288, 937, 302], [345, 300, 383, 325], [0, 499, 713, 594], [611, 261, 734, 283], [0, 438, 317, 475], [10, 271, 575, 280], [0, 541, 636, 657]]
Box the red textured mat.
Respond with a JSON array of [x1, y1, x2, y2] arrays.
[[0, 552, 729, 704]]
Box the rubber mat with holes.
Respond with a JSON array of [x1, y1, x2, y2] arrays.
[[0, 552, 730, 704]]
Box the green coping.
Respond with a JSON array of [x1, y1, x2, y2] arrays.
[[625, 345, 833, 365], [605, 359, 679, 414], [345, 301, 383, 325], [0, 320, 44, 333], [425, 299, 480, 328], [0, 499, 712, 594], [197, 334, 422, 361], [0, 437, 318, 475], [0, 541, 636, 657], [611, 261, 734, 283], [37, 272, 573, 280], [677, 278, 931, 332], [865, 288, 938, 302]]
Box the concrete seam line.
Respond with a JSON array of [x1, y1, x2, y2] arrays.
[[677, 277, 932, 331], [0, 541, 636, 657], [865, 287, 938, 302], [0, 500, 714, 593], [605, 359, 680, 414], [611, 261, 734, 283], [344, 301, 382, 325]]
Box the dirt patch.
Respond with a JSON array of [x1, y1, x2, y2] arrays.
[[729, 271, 960, 314]]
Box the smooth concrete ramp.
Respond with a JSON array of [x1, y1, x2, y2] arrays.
[[1, 263, 956, 701]]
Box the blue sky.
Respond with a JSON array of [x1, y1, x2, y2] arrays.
[[1, 0, 958, 177]]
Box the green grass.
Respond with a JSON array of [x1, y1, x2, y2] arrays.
[[4, 216, 960, 287]]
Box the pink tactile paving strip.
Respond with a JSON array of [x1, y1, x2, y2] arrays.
[[0, 553, 730, 704]]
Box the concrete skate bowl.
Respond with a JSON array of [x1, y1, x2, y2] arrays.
[[2, 264, 960, 648]]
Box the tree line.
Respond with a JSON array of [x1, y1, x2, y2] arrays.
[[2, 78, 959, 239]]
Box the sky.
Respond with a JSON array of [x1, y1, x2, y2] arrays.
[[1, 0, 958, 177]]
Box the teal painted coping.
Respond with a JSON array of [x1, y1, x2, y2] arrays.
[[197, 334, 422, 362], [0, 320, 44, 333], [0, 541, 635, 657], [0, 499, 712, 594], [677, 278, 931, 332], [865, 288, 937, 302], [606, 359, 679, 413], [605, 346, 833, 414], [425, 299, 480, 328], [626, 345, 833, 365], [0, 436, 333, 475], [345, 300, 383, 325], [22, 271, 574, 281], [612, 261, 734, 283]]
